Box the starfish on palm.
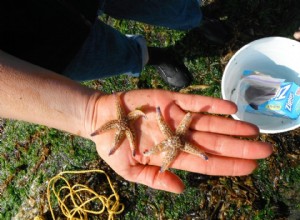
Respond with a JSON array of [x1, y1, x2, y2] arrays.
[[91, 94, 145, 156], [144, 107, 208, 172]]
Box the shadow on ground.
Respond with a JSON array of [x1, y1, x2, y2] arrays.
[[174, 0, 300, 60]]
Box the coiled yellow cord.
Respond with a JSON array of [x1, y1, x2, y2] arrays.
[[46, 170, 124, 220]]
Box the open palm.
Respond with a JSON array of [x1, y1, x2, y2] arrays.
[[89, 89, 272, 193]]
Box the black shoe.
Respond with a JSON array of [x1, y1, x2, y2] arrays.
[[147, 47, 192, 89], [197, 18, 233, 45]]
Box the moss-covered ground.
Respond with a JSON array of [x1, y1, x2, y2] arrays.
[[1, 0, 300, 219]]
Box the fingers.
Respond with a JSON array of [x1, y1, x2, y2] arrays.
[[173, 154, 259, 176], [188, 131, 273, 159], [148, 153, 259, 176], [173, 93, 237, 115], [124, 133, 272, 192], [294, 30, 300, 40], [190, 113, 259, 136], [145, 132, 272, 175], [127, 165, 185, 194]]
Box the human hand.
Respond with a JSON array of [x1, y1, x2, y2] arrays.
[[87, 89, 272, 193]]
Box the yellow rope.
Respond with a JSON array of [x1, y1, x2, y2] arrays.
[[46, 170, 124, 220]]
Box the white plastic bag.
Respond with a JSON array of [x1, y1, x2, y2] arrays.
[[234, 71, 285, 113]]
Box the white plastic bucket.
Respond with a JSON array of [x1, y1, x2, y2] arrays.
[[221, 37, 300, 133]]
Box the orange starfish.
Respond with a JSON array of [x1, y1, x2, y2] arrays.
[[144, 107, 208, 172], [91, 94, 145, 156]]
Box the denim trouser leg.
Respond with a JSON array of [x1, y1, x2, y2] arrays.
[[63, 0, 202, 81], [63, 19, 145, 80], [102, 0, 202, 30]]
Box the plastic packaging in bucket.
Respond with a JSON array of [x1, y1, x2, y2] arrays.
[[221, 37, 300, 133]]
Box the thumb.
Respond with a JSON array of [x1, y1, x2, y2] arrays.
[[127, 165, 185, 194]]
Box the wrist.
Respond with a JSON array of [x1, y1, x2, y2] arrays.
[[83, 92, 114, 141]]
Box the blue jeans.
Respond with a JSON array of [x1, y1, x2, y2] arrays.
[[63, 0, 202, 81]]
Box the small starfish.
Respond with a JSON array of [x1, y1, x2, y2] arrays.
[[144, 107, 208, 172], [91, 93, 145, 156]]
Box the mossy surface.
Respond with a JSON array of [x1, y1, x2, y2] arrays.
[[1, 1, 300, 219]]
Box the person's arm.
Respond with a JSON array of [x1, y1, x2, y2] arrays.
[[0, 50, 272, 193], [0, 50, 98, 139]]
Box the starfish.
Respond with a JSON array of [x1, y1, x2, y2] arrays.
[[144, 107, 208, 172], [91, 93, 145, 156]]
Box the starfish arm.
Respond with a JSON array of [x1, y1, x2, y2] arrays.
[[90, 120, 119, 136], [127, 109, 146, 121], [109, 130, 125, 155], [176, 112, 192, 136], [115, 93, 127, 120], [160, 149, 180, 172], [182, 142, 208, 160], [125, 126, 137, 157], [156, 107, 174, 138]]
